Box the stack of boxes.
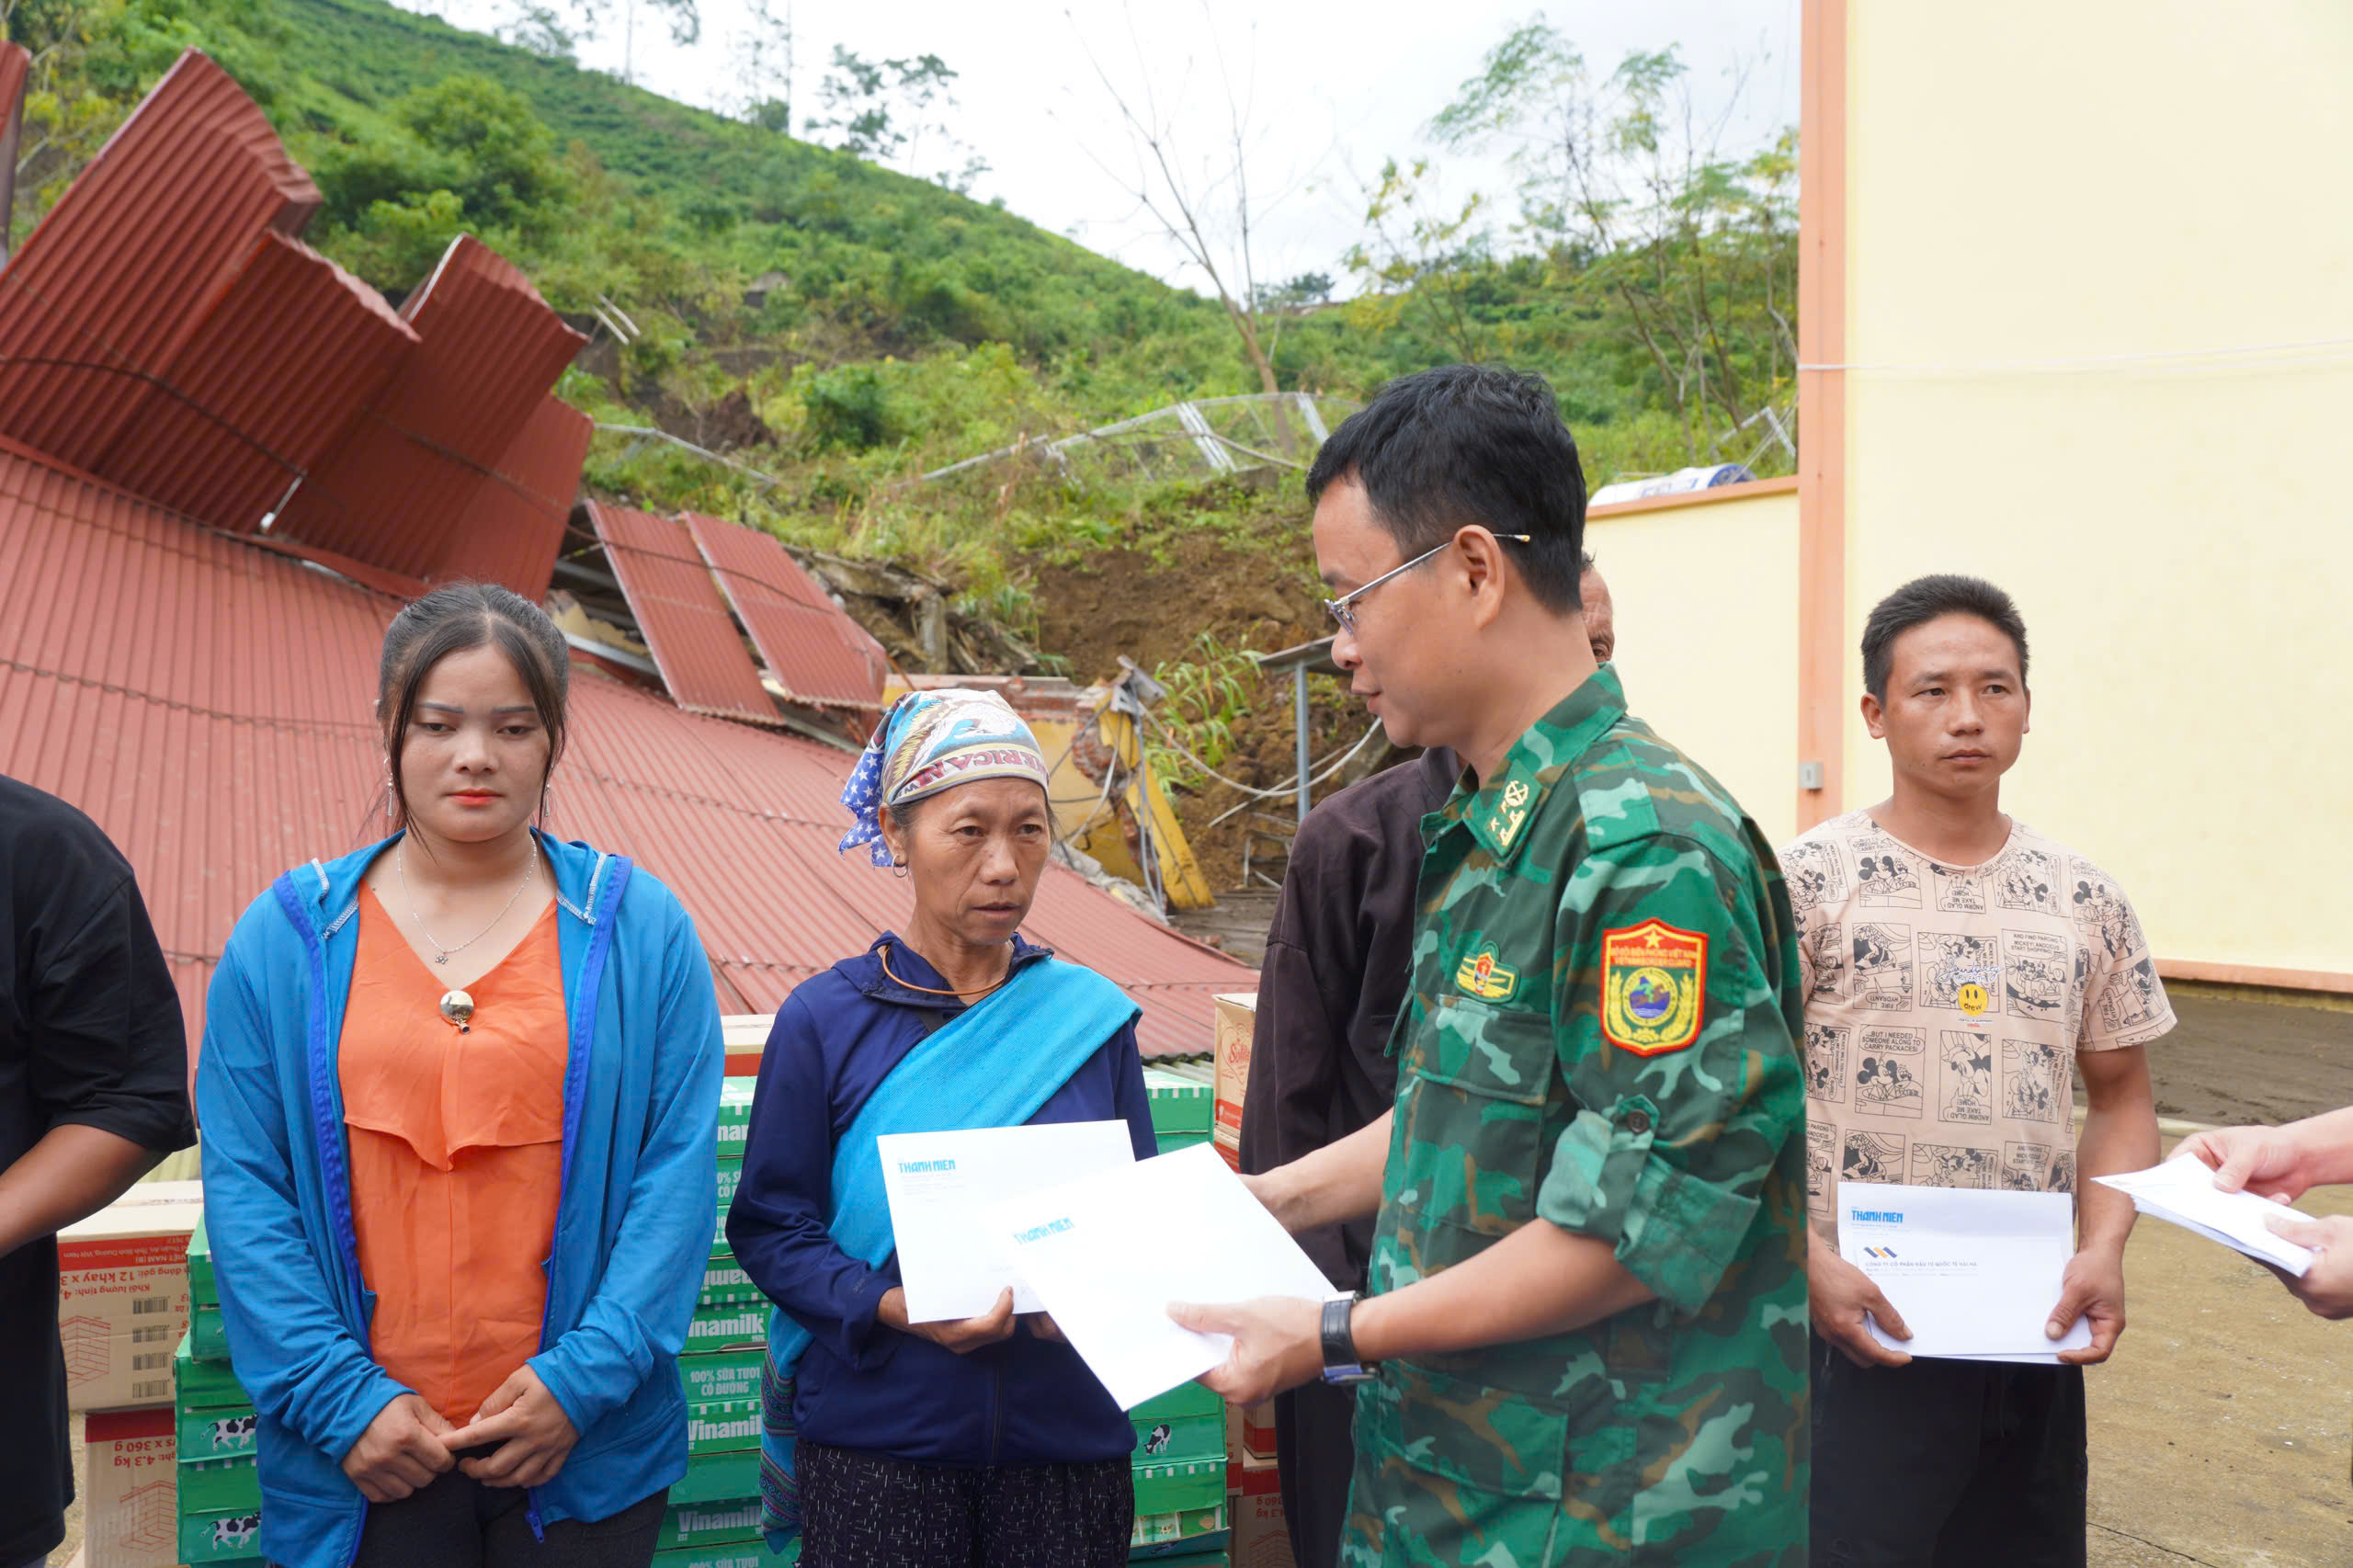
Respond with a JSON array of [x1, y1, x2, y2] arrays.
[[175, 1216, 259, 1565], [1134, 1062, 1230, 1567], [1207, 992, 1295, 1568]]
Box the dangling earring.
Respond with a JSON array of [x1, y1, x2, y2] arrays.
[[892, 860, 910, 881]]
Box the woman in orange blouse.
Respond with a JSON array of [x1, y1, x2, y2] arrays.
[[196, 585, 723, 1568]]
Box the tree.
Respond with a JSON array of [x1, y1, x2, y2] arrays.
[[1065, 6, 1308, 431], [813, 46, 987, 195], [728, 0, 792, 133], [1341, 158, 1495, 365], [1429, 24, 1798, 465]]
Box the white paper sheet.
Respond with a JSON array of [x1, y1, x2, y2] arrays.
[[878, 1120, 1138, 1322], [987, 1142, 1338, 1410], [2094, 1154, 2314, 1277], [1837, 1182, 2092, 1363]]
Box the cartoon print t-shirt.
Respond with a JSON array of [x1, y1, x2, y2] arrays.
[[1779, 810, 2176, 1244]]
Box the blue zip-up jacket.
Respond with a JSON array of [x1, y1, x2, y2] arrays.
[[194, 831, 723, 1568], [726, 934, 1154, 1467]]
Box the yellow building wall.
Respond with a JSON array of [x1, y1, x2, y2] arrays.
[[1588, 486, 1802, 848], [1840, 4, 2353, 975]]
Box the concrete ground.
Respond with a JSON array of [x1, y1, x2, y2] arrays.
[[51, 988, 2350, 1566]]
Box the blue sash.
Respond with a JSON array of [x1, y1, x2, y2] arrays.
[[758, 955, 1141, 1548]]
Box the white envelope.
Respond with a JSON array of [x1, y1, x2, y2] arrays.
[[989, 1142, 1337, 1410], [1838, 1182, 2091, 1363], [878, 1120, 1138, 1322]]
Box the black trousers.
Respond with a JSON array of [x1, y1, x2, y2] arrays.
[[1810, 1334, 2087, 1568], [798, 1441, 1133, 1568], [1274, 1380, 1358, 1568], [335, 1473, 665, 1568]]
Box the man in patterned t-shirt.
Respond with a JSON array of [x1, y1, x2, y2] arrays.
[[1781, 574, 2168, 1568]]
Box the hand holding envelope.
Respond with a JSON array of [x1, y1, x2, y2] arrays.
[[1836, 1183, 2094, 1364]]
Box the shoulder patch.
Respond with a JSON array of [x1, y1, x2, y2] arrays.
[[1601, 918, 1707, 1055]]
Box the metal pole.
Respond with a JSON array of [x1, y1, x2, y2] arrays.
[[1294, 663, 1312, 825]]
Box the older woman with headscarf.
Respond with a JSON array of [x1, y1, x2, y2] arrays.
[[725, 689, 1157, 1568]]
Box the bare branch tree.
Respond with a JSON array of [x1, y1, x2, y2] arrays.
[[1063, 3, 1313, 441]]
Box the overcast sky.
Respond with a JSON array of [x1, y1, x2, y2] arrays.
[[394, 0, 1798, 297]]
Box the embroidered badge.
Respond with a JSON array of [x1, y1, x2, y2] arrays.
[[1502, 779, 1530, 810], [1455, 944, 1520, 1002], [1601, 918, 1708, 1055]]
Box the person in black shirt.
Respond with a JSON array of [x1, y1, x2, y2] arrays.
[[0, 775, 197, 1568], [1237, 559, 1611, 1568]]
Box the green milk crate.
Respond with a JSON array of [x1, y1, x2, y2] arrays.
[[180, 1504, 265, 1564], [187, 1214, 218, 1306], [176, 1335, 248, 1408], [657, 1496, 766, 1551], [178, 1453, 261, 1516], [1130, 1409, 1222, 1464], [1142, 1066, 1213, 1140], [669, 1444, 762, 1505], [702, 1252, 758, 1301], [678, 1345, 766, 1405], [686, 1400, 762, 1456], [178, 1403, 260, 1462], [715, 1078, 756, 1156], [651, 1541, 798, 1568], [1131, 1457, 1224, 1517], [191, 1301, 230, 1361], [1132, 1380, 1223, 1422], [1130, 1503, 1226, 1551], [684, 1299, 770, 1355]]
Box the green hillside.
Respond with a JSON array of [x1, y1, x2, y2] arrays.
[[6, 0, 1795, 653]]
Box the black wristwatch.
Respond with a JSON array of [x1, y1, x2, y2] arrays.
[[1319, 1292, 1374, 1385]]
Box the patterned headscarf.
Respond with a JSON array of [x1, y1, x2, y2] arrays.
[[838, 688, 1052, 867]]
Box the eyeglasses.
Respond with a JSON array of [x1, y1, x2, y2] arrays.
[[1323, 535, 1533, 633]]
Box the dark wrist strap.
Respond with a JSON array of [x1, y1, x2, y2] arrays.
[[1320, 1293, 1372, 1384]]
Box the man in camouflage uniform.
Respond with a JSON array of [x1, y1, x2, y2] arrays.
[[1174, 364, 1807, 1566]]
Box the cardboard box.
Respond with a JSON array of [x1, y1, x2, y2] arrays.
[[1211, 993, 1257, 1171], [1229, 1455, 1295, 1568], [181, 1506, 266, 1565], [1134, 1456, 1226, 1517], [656, 1496, 765, 1551], [60, 1183, 202, 1410], [1131, 1503, 1227, 1551], [652, 1544, 791, 1568], [83, 1408, 179, 1568], [1132, 1408, 1223, 1463], [685, 1300, 769, 1354], [685, 1400, 762, 1456], [720, 1017, 772, 1079], [714, 1158, 743, 1210], [715, 1077, 756, 1155], [668, 1444, 761, 1505], [677, 1346, 765, 1404], [1240, 1400, 1277, 1462], [1143, 1064, 1215, 1139]]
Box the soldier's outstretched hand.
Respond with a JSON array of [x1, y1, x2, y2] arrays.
[[1170, 1296, 1324, 1404]]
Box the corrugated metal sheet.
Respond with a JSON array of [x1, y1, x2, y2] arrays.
[[686, 512, 890, 710], [94, 231, 417, 532], [0, 442, 1253, 1056], [0, 50, 322, 473], [0, 44, 28, 267], [591, 502, 779, 726], [273, 235, 585, 579], [433, 395, 593, 597]]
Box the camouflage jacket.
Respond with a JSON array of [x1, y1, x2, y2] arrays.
[[1342, 668, 1809, 1568]]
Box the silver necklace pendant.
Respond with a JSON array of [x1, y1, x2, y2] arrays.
[[433, 952, 449, 965]]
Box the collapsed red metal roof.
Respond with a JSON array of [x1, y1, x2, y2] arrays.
[[273, 236, 587, 588], [0, 50, 588, 597], [0, 51, 322, 476], [590, 502, 780, 726], [687, 511, 890, 711], [0, 443, 1249, 1055]]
